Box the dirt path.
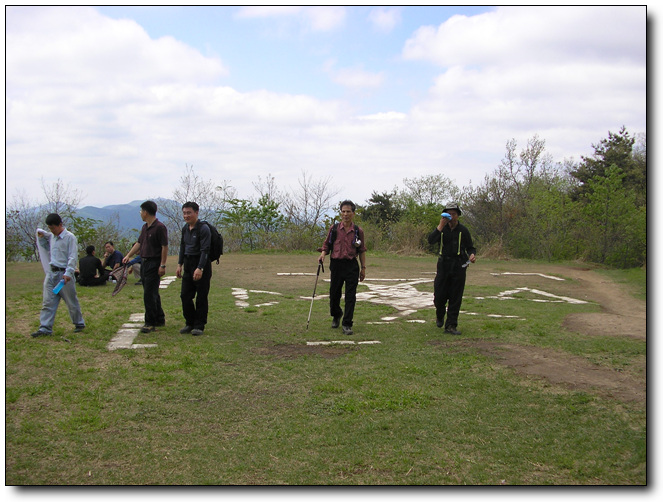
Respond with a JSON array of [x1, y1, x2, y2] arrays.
[[474, 266, 646, 403], [560, 268, 646, 340]]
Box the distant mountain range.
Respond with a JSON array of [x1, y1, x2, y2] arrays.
[[76, 199, 174, 235]]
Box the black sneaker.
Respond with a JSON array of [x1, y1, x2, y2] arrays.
[[342, 325, 354, 335], [191, 328, 204, 336], [179, 326, 193, 334], [73, 325, 85, 333], [436, 319, 444, 328], [31, 330, 51, 338], [444, 326, 462, 335], [331, 316, 341, 329], [141, 325, 156, 333]]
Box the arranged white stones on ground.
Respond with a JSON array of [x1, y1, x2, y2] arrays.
[[490, 272, 565, 281], [159, 276, 177, 289], [290, 271, 590, 325], [475, 287, 589, 304], [307, 340, 381, 346], [232, 288, 283, 308], [107, 276, 177, 351]]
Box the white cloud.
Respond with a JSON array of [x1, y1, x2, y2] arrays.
[[403, 6, 645, 67], [236, 5, 346, 33], [400, 5, 646, 173], [7, 6, 227, 89], [323, 59, 384, 89], [4, 6, 647, 209], [235, 6, 302, 19], [368, 7, 402, 33], [5, 6, 353, 205], [304, 6, 346, 32]]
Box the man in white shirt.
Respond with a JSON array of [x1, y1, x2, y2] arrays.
[[32, 213, 85, 337]]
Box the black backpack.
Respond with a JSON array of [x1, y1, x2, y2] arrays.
[[327, 222, 359, 252], [197, 220, 224, 264]]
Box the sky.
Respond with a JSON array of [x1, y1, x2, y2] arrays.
[[5, 5, 648, 209]]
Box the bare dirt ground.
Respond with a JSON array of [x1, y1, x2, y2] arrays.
[[474, 265, 646, 403]]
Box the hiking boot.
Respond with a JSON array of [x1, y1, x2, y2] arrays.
[[31, 330, 51, 338], [342, 325, 354, 336], [179, 326, 193, 334], [444, 325, 462, 335], [191, 328, 204, 336], [140, 325, 156, 333], [331, 316, 341, 329]]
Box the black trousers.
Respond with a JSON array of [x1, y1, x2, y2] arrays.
[[329, 258, 359, 327], [141, 258, 165, 326], [433, 257, 467, 328], [180, 255, 212, 330], [78, 272, 108, 287]]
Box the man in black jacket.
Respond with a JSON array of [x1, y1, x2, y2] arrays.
[[176, 201, 212, 336], [427, 203, 476, 335]]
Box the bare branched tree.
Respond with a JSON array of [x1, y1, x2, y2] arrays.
[[399, 174, 460, 207], [252, 173, 282, 203], [159, 164, 237, 250], [6, 179, 86, 260], [41, 177, 84, 220], [282, 170, 339, 230]]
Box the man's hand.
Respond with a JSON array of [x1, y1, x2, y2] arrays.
[[193, 268, 203, 281], [359, 267, 366, 282], [469, 253, 476, 263], [158, 266, 166, 277], [64, 275, 72, 284], [176, 264, 183, 279]]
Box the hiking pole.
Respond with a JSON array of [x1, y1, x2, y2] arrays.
[[306, 261, 324, 330]]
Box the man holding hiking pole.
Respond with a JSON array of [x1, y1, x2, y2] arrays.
[[318, 200, 367, 335]]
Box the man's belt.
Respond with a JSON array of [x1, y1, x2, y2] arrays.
[[51, 266, 66, 272]]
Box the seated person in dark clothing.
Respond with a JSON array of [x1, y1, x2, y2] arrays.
[[102, 241, 124, 272], [77, 245, 109, 286]]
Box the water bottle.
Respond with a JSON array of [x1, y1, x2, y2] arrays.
[[53, 278, 65, 294]]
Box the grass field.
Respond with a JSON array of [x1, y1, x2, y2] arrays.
[[4, 253, 646, 485]]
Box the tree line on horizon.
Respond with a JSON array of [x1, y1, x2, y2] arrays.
[[5, 127, 646, 269]]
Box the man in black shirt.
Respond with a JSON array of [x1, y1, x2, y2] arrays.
[[427, 202, 476, 335], [176, 201, 212, 336], [77, 245, 109, 286], [122, 200, 169, 333]]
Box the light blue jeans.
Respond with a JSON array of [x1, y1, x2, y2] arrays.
[[38, 271, 85, 334]]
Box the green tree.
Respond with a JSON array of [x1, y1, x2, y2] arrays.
[[361, 191, 402, 227], [579, 165, 645, 267], [218, 198, 255, 251], [571, 126, 645, 202]]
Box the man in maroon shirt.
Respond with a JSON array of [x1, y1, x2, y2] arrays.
[[318, 200, 367, 335]]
